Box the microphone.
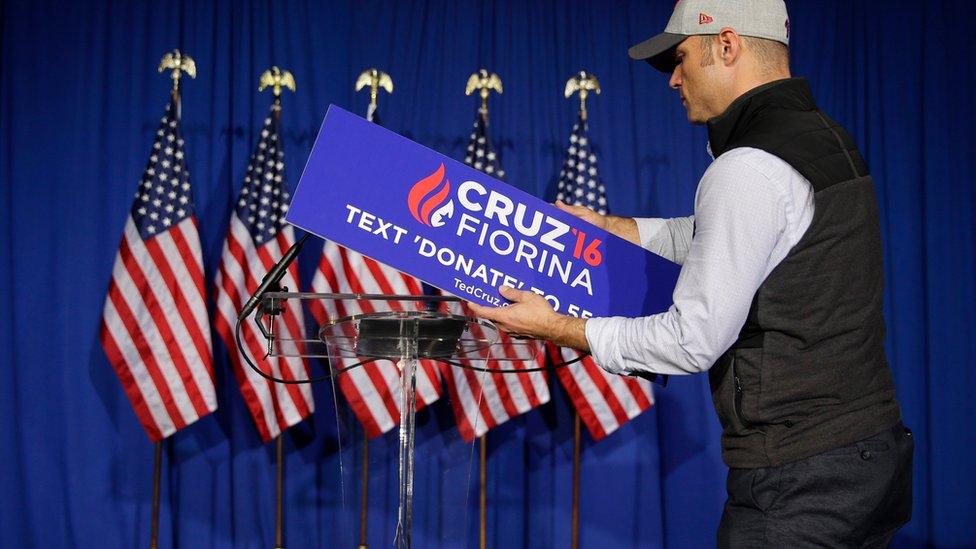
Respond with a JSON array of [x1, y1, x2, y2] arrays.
[[238, 233, 311, 321]]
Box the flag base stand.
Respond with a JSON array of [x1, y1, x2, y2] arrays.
[[247, 292, 542, 548]]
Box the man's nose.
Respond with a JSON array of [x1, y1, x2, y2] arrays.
[[669, 69, 681, 90]]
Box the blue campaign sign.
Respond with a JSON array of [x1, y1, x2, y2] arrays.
[[286, 105, 680, 319]]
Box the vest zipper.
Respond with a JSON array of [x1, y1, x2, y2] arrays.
[[730, 353, 793, 431], [730, 354, 758, 429]]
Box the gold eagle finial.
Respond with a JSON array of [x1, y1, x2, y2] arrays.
[[355, 68, 394, 118], [158, 50, 196, 92], [465, 69, 503, 117], [259, 66, 297, 100], [564, 71, 601, 121]]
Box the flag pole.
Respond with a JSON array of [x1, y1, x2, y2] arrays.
[[571, 412, 581, 549], [358, 436, 369, 549], [274, 435, 286, 549], [479, 435, 487, 549], [257, 66, 297, 549], [149, 440, 163, 549], [147, 50, 196, 549], [462, 71, 503, 549], [351, 69, 392, 549], [562, 72, 600, 549]]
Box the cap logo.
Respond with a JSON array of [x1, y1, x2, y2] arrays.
[[699, 12, 714, 25], [785, 18, 790, 39]]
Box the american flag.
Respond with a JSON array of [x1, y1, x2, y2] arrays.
[[213, 104, 314, 442], [440, 112, 550, 442], [551, 114, 654, 440], [100, 96, 216, 441], [307, 105, 443, 439]]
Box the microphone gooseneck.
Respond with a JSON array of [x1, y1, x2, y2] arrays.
[[237, 232, 311, 321]]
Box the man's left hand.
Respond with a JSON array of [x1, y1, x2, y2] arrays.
[[467, 286, 590, 351]]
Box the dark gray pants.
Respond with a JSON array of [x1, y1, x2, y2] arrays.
[[718, 423, 914, 548]]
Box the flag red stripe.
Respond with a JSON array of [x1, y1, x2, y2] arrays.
[[442, 365, 477, 441], [552, 344, 652, 440], [239, 321, 289, 439], [555, 363, 609, 440], [307, 253, 341, 324], [217, 224, 315, 439], [106, 280, 187, 431], [217, 229, 294, 439], [311, 250, 389, 436], [490, 372, 520, 418], [506, 348, 544, 408], [549, 345, 609, 439], [361, 257, 442, 405], [99, 318, 166, 441], [117, 236, 204, 421], [337, 248, 402, 424], [119, 235, 208, 418], [253, 239, 314, 419], [213, 310, 275, 442], [316, 254, 342, 296], [213, 257, 277, 441], [443, 362, 482, 441], [482, 322, 526, 416], [622, 375, 653, 410], [441, 300, 552, 440], [313, 242, 446, 437], [464, 364, 500, 432], [174, 218, 209, 309], [453, 303, 505, 430], [417, 361, 442, 402], [168, 223, 213, 365], [339, 376, 385, 438], [313, 254, 389, 438], [140, 235, 211, 417], [579, 359, 630, 426], [580, 351, 651, 416]]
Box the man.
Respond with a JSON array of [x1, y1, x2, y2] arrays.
[[469, 1, 914, 546]]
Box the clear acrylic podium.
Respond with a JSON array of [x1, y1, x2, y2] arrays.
[[249, 291, 540, 548]]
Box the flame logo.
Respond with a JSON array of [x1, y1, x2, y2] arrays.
[[407, 163, 454, 227]]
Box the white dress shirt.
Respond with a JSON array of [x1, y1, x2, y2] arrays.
[[584, 147, 816, 377]]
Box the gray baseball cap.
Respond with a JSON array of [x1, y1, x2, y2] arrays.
[[629, 0, 791, 73]]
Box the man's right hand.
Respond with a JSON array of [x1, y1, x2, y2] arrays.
[[554, 200, 641, 246]]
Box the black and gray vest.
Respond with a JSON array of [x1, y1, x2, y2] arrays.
[[705, 78, 902, 468]]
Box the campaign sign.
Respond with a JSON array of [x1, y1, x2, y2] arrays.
[[286, 105, 680, 319]]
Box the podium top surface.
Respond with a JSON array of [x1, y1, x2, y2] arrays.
[[255, 291, 540, 364]]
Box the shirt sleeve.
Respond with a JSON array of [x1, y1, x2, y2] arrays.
[[585, 151, 795, 376], [634, 216, 695, 265]]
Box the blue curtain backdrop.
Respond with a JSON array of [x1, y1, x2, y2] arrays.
[[1, 0, 973, 547]]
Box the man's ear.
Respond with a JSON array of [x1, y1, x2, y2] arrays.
[[717, 27, 740, 64]]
